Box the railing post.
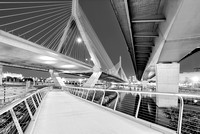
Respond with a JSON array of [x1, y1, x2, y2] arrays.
[[38, 93, 42, 101], [75, 89, 78, 96], [81, 89, 84, 98], [36, 94, 41, 103], [35, 94, 40, 104], [114, 92, 119, 110], [92, 90, 96, 102], [135, 93, 141, 118], [78, 89, 81, 97], [76, 89, 79, 96], [86, 90, 89, 100], [100, 90, 105, 105], [10, 109, 23, 134], [31, 96, 37, 109], [24, 99, 33, 119], [177, 96, 184, 134]]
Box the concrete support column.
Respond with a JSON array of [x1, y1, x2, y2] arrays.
[[83, 71, 102, 88], [156, 63, 180, 107], [49, 70, 65, 88], [0, 65, 3, 85]]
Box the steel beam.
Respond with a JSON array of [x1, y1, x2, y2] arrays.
[[136, 54, 150, 57], [134, 32, 158, 38], [135, 50, 152, 53], [135, 43, 154, 47], [132, 14, 165, 23], [136, 58, 149, 61], [136, 60, 147, 63]]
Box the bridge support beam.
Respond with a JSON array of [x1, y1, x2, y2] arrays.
[[83, 71, 102, 88], [49, 70, 65, 88], [156, 63, 179, 107]]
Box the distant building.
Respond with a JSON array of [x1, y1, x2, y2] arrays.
[[3, 72, 23, 79]]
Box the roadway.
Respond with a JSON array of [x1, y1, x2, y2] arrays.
[[26, 90, 162, 134]]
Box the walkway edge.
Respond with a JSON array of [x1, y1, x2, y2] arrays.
[[66, 92, 176, 134], [25, 92, 50, 134]]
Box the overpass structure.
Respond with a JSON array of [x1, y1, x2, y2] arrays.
[[111, 0, 200, 94]]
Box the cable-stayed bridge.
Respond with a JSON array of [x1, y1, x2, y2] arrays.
[[0, 0, 128, 87], [1, 0, 200, 134]]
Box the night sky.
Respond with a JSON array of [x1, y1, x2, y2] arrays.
[[3, 0, 135, 78]]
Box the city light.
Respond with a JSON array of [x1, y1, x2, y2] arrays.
[[191, 76, 199, 83], [61, 64, 76, 68], [38, 56, 56, 61], [76, 37, 82, 43], [44, 61, 56, 64]]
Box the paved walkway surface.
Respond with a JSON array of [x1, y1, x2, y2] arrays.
[[28, 91, 162, 134]]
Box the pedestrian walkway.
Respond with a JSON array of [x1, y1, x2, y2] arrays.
[[27, 91, 162, 134]]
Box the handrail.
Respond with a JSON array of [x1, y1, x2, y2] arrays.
[[67, 86, 200, 98], [0, 87, 49, 134], [66, 86, 200, 134], [0, 88, 46, 115]]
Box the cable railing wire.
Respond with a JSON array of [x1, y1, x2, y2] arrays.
[[67, 87, 200, 134], [0, 88, 47, 134]]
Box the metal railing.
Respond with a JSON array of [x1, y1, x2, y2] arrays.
[[0, 85, 37, 107], [0, 87, 48, 134], [66, 86, 200, 134]]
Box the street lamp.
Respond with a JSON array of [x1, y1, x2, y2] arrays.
[[76, 37, 82, 44]]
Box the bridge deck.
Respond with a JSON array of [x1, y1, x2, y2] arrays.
[[27, 91, 162, 134]]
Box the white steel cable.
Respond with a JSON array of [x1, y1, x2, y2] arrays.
[[19, 11, 68, 38], [40, 19, 68, 46], [6, 9, 69, 32], [69, 29, 78, 56], [0, 3, 71, 11], [52, 32, 65, 51], [60, 23, 76, 54], [43, 21, 68, 48], [46, 25, 66, 50], [35, 16, 69, 44], [27, 12, 70, 40], [47, 26, 66, 48], [63, 24, 77, 55], [0, 5, 71, 19], [0, 1, 72, 4]]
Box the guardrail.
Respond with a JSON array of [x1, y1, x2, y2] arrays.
[[66, 86, 200, 134], [0, 87, 49, 134]]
